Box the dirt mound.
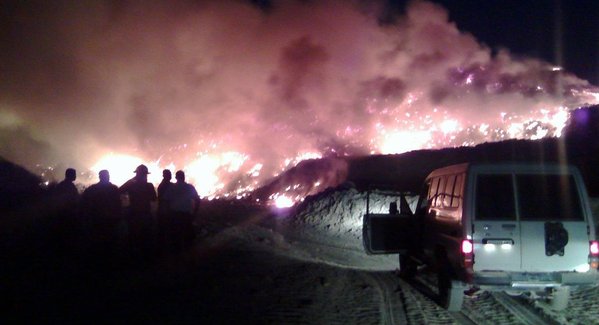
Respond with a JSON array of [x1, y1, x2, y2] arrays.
[[291, 185, 417, 247]]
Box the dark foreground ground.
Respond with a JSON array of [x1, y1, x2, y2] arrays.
[[3, 197, 599, 324], [1, 202, 386, 324], [3, 240, 303, 323], [2, 204, 257, 323]]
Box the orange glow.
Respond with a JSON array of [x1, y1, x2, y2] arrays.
[[185, 152, 248, 198], [379, 131, 431, 154], [273, 194, 294, 208], [91, 154, 161, 185], [440, 119, 459, 134]]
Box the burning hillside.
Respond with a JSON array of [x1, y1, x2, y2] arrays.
[[1, 1, 598, 205]]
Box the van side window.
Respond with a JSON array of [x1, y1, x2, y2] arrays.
[[442, 175, 455, 208], [516, 174, 584, 221], [451, 174, 463, 208], [435, 177, 446, 208], [429, 177, 440, 207], [475, 174, 516, 221]]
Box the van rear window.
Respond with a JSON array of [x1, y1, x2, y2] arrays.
[[516, 174, 584, 221], [475, 175, 516, 221]]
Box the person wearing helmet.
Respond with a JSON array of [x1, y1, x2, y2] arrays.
[[120, 164, 157, 255]]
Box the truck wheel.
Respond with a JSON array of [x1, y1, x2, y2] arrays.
[[399, 254, 417, 279], [550, 287, 569, 311], [438, 268, 464, 311]]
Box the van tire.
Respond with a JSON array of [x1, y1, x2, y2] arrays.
[[438, 268, 464, 311], [550, 287, 569, 311], [399, 254, 417, 279]]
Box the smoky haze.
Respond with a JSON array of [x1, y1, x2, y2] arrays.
[[1, 0, 597, 196]]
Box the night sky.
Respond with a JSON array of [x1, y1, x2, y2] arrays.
[[426, 0, 599, 85]]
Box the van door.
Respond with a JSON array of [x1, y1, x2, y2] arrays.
[[472, 174, 522, 272], [363, 213, 415, 254], [363, 195, 417, 255], [516, 174, 589, 272]]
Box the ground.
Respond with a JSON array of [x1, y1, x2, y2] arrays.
[[3, 196, 599, 324]]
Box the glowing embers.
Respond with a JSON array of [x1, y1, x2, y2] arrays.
[[373, 101, 581, 156], [249, 163, 263, 177], [84, 98, 595, 203], [439, 119, 459, 134], [500, 106, 571, 140], [283, 152, 323, 169], [270, 191, 303, 208], [541, 107, 569, 137]]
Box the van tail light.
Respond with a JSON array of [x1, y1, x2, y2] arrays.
[[462, 239, 473, 254], [461, 239, 474, 276], [590, 241, 599, 269], [591, 241, 599, 255]]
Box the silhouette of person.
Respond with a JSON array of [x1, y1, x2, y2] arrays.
[[120, 164, 157, 255], [164, 170, 200, 252], [81, 170, 121, 254], [389, 202, 399, 215], [48, 168, 80, 252], [156, 169, 173, 252], [54, 168, 79, 203]]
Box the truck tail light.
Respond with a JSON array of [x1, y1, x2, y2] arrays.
[[590, 241, 599, 256], [462, 239, 473, 255], [461, 239, 474, 276], [590, 241, 599, 269]]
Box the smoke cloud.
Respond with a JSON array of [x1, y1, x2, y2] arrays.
[[1, 0, 597, 197]]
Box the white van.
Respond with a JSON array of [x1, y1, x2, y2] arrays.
[[363, 163, 599, 311]]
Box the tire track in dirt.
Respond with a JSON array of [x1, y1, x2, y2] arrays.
[[360, 272, 408, 325], [242, 222, 460, 324], [490, 293, 560, 325], [538, 286, 599, 324], [407, 271, 529, 325], [209, 216, 599, 324]]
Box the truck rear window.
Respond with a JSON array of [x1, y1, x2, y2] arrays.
[[516, 174, 584, 221], [475, 175, 516, 221]]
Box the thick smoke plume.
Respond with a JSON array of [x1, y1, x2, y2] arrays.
[[1, 0, 597, 199]]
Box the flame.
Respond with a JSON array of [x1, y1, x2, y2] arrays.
[[379, 130, 431, 154], [440, 119, 459, 134], [284, 152, 323, 169], [185, 151, 248, 198], [273, 194, 294, 208], [90, 154, 162, 185], [86, 101, 595, 204]]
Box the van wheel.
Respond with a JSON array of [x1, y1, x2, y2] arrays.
[[550, 287, 569, 311], [399, 254, 417, 279], [438, 268, 464, 311]]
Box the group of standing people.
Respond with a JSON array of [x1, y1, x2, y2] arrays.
[[156, 168, 201, 252], [50, 164, 201, 257]]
